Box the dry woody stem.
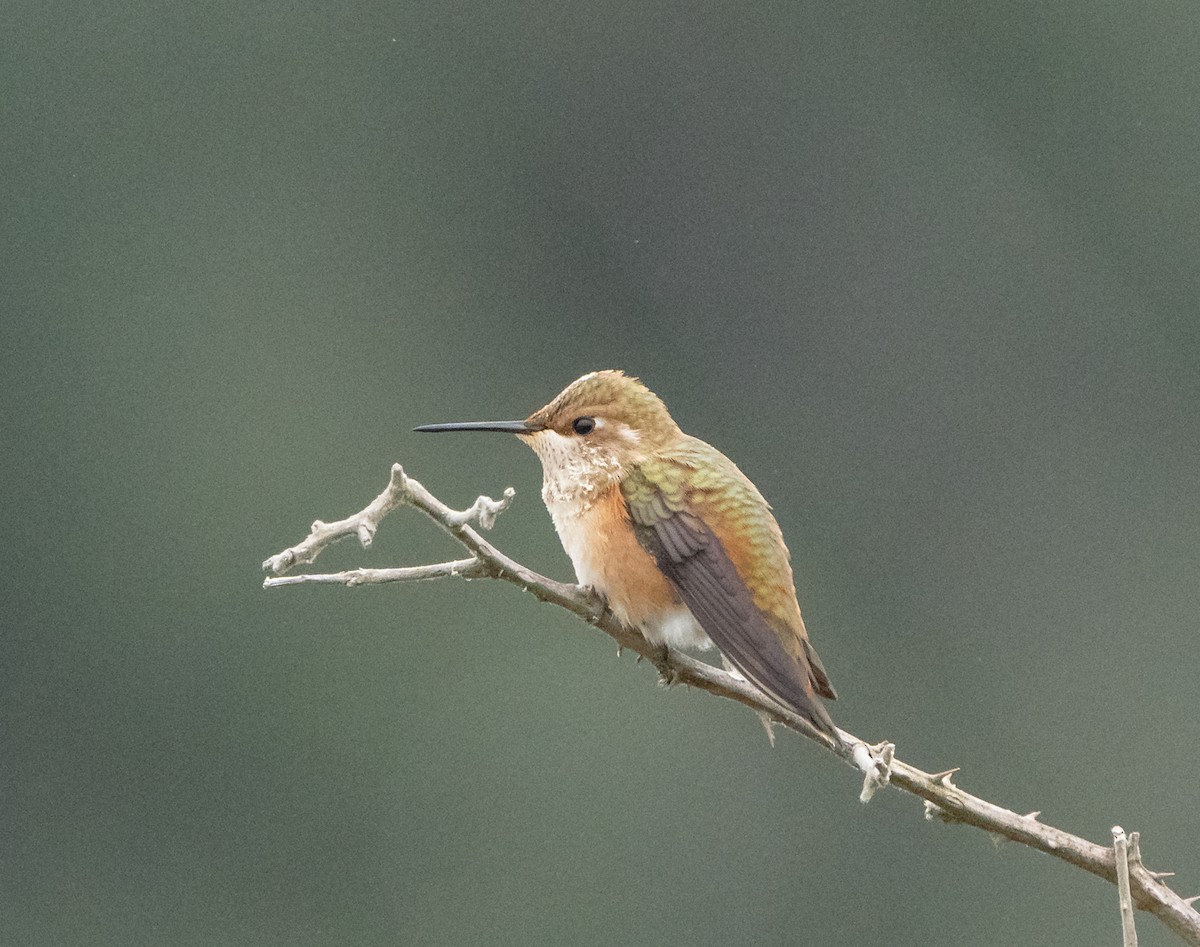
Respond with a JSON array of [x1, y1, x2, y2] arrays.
[[263, 463, 1200, 946], [1114, 826, 1140, 947]]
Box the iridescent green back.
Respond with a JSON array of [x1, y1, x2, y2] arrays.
[[623, 436, 805, 643]]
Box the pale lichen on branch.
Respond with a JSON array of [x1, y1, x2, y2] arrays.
[[262, 463, 1200, 946]]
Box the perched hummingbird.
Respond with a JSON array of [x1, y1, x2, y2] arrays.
[[415, 370, 838, 738]]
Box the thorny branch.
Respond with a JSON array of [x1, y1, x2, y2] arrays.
[[262, 463, 1200, 946]]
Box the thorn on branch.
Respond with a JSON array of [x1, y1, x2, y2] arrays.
[[1125, 832, 1178, 883], [929, 767, 961, 788], [756, 711, 778, 747], [924, 800, 953, 824]]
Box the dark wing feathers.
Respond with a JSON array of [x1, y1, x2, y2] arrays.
[[628, 497, 836, 737], [802, 637, 838, 702], [651, 509, 709, 562]]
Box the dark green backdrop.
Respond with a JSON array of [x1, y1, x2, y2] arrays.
[[4, 2, 1198, 945]]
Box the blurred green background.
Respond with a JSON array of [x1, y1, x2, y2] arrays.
[[4, 1, 1198, 944]]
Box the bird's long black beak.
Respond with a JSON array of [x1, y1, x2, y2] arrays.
[[413, 420, 543, 434]]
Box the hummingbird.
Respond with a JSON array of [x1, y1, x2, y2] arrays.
[[415, 370, 838, 738]]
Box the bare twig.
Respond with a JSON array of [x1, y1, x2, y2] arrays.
[[1115, 826, 1140, 947], [262, 464, 412, 575], [262, 464, 1200, 946], [264, 558, 486, 587]]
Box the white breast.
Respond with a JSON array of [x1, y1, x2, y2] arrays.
[[549, 499, 603, 589]]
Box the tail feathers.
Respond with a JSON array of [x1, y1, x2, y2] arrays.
[[802, 637, 838, 701], [787, 682, 838, 740], [724, 654, 837, 739]]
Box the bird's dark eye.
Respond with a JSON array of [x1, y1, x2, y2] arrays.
[[572, 416, 596, 435]]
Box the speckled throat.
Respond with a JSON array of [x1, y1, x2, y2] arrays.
[[522, 429, 628, 512]]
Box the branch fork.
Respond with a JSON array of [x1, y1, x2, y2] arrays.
[[262, 463, 1200, 946]]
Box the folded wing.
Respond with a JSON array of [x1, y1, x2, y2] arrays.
[[623, 460, 836, 737]]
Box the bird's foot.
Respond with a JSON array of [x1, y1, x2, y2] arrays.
[[640, 643, 679, 687], [581, 585, 611, 622]]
